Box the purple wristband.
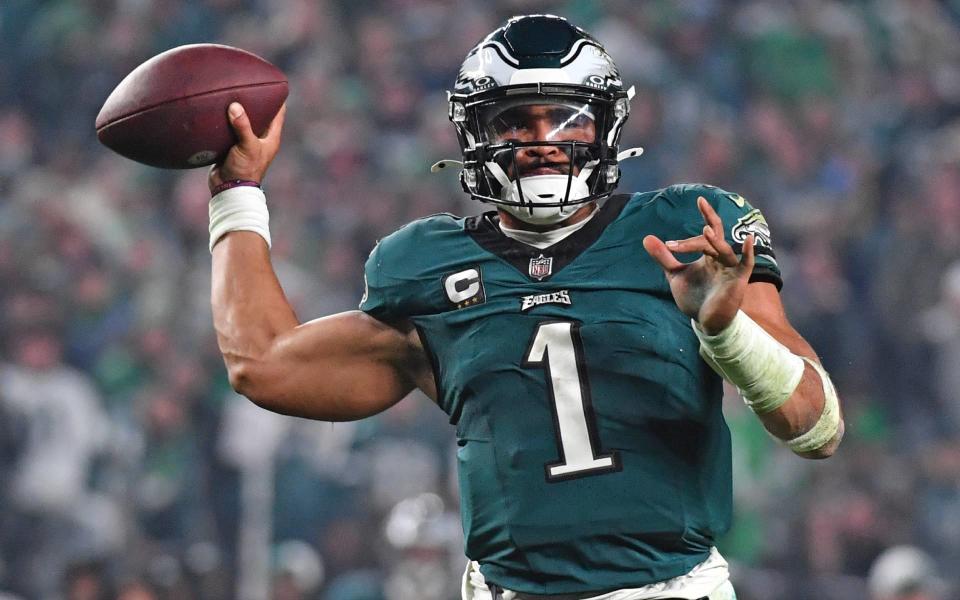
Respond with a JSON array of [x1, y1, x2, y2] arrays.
[[211, 179, 261, 197]]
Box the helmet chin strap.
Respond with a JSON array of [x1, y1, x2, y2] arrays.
[[617, 147, 644, 161]]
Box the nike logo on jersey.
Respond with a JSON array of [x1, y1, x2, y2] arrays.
[[520, 290, 572, 312]]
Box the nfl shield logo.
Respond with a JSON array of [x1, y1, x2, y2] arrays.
[[528, 254, 553, 280]]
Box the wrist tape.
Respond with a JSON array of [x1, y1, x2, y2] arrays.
[[694, 310, 841, 453], [786, 357, 842, 453], [209, 185, 271, 252], [693, 310, 804, 414]]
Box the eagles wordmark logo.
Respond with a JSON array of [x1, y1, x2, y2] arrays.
[[528, 254, 553, 280], [520, 290, 572, 312], [731, 209, 772, 249]]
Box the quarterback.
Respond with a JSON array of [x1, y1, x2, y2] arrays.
[[208, 15, 843, 600]]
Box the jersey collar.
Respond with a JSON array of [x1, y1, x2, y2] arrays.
[[464, 194, 630, 282]]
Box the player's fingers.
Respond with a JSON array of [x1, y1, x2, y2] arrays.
[[696, 196, 736, 261], [262, 102, 287, 143], [643, 235, 685, 272], [739, 233, 756, 273], [697, 196, 725, 233], [664, 235, 719, 257], [702, 224, 738, 267], [227, 102, 258, 148]]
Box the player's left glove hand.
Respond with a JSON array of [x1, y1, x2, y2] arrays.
[[643, 196, 755, 335]]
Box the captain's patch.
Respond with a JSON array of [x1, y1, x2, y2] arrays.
[[731, 209, 772, 249], [443, 267, 486, 309]]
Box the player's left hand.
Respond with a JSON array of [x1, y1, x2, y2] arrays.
[[643, 196, 755, 335]]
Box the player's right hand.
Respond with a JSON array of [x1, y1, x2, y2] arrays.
[[208, 101, 287, 194]]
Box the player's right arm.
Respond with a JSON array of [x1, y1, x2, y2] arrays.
[[209, 103, 433, 421], [212, 233, 433, 420]]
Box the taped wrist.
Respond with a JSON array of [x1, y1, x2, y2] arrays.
[[209, 185, 271, 252], [693, 310, 804, 414], [786, 357, 842, 454]]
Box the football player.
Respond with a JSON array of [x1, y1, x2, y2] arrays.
[[208, 14, 843, 600]]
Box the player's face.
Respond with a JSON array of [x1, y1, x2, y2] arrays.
[[485, 104, 597, 178]]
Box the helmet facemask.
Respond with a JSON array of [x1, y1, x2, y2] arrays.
[[481, 97, 602, 224], [451, 86, 630, 225]]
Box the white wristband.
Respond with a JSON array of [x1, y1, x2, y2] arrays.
[[209, 186, 271, 252], [693, 310, 805, 415]]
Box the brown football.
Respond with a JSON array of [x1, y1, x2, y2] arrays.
[[96, 44, 287, 169]]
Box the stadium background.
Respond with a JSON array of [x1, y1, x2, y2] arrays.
[[2, 0, 959, 598]]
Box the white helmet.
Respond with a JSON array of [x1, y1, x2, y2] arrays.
[[441, 14, 642, 225]]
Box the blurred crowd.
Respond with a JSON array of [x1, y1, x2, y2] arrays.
[[1, 0, 959, 599]]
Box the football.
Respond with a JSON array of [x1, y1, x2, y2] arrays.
[[95, 44, 287, 169]]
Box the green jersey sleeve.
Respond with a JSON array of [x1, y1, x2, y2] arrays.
[[359, 241, 399, 322], [664, 183, 783, 290], [359, 214, 465, 323]]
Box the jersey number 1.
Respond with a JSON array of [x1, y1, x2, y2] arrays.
[[524, 321, 621, 482]]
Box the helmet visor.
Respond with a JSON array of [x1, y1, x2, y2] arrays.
[[477, 97, 603, 181], [478, 97, 602, 145]]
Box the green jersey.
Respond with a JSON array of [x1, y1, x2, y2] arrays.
[[360, 184, 781, 594]]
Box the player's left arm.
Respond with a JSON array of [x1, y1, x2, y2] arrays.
[[644, 195, 843, 459], [740, 282, 844, 458]]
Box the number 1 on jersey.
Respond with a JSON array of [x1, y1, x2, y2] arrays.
[[525, 321, 621, 481]]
